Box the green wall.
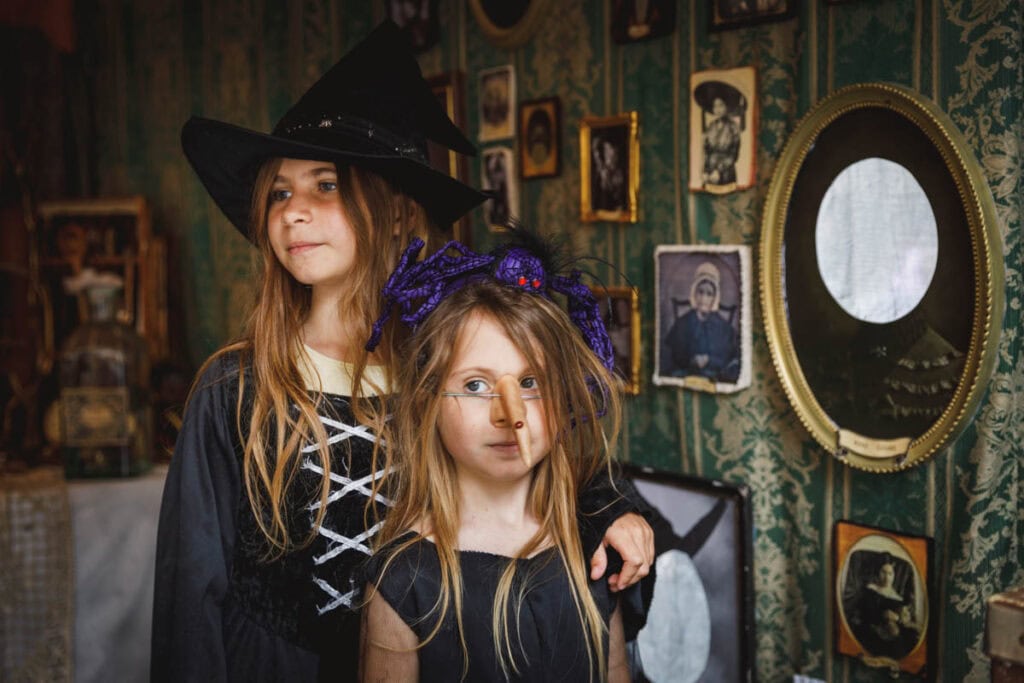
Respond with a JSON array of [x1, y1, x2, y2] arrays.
[[82, 1, 1021, 680]]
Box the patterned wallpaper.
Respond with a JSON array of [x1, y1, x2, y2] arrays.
[[81, 0, 1021, 680]]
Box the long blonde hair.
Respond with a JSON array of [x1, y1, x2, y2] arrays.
[[374, 280, 622, 681], [192, 159, 445, 557]]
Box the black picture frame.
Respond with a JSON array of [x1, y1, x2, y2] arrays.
[[386, 0, 440, 52], [610, 0, 677, 44], [623, 464, 756, 683], [709, 0, 797, 32]]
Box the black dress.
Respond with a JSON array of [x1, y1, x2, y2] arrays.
[[151, 353, 640, 682], [366, 537, 616, 682]]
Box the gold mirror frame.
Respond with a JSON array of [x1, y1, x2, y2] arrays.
[[468, 0, 555, 48], [760, 82, 1004, 472]]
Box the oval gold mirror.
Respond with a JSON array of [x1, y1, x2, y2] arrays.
[[760, 82, 1004, 472]]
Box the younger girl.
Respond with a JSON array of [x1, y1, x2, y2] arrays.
[[153, 21, 652, 682], [361, 236, 633, 682]]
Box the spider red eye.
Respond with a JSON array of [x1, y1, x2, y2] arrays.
[[532, 279, 541, 288], [518, 276, 527, 286]]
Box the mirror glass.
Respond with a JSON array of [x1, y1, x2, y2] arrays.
[[760, 83, 1003, 471], [816, 158, 938, 324]]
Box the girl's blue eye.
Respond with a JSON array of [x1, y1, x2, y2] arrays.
[[464, 379, 489, 394], [520, 377, 539, 390], [269, 189, 290, 203], [319, 181, 338, 192]]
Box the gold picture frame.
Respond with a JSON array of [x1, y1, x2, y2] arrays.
[[590, 285, 641, 395], [834, 520, 933, 679], [760, 82, 1004, 472], [580, 112, 639, 223], [519, 97, 561, 180]]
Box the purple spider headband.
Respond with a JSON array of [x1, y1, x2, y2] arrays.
[[365, 235, 615, 373]]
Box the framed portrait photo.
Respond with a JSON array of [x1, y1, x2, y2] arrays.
[[653, 244, 752, 393], [519, 97, 561, 180], [480, 146, 518, 231], [689, 67, 757, 194], [709, 0, 798, 31], [623, 464, 755, 683], [590, 285, 641, 394], [478, 65, 516, 142], [579, 112, 640, 223], [386, 0, 440, 52], [610, 0, 676, 43], [834, 520, 934, 679]]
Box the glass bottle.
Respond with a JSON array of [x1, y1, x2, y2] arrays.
[[58, 270, 152, 477]]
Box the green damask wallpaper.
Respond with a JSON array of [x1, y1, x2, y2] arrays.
[[79, 1, 1020, 680]]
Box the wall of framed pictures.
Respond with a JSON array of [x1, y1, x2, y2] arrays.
[[59, 2, 1022, 681]]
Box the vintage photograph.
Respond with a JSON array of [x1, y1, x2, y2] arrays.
[[709, 0, 797, 31], [834, 520, 933, 678], [610, 0, 676, 43], [519, 97, 561, 180], [480, 146, 518, 231], [653, 245, 751, 392], [688, 67, 757, 194], [579, 112, 639, 222], [386, 0, 439, 52], [427, 71, 471, 243], [623, 464, 755, 683], [478, 65, 516, 142], [590, 285, 640, 394]]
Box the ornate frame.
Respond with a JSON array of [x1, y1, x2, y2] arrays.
[[834, 520, 934, 679], [579, 112, 640, 223], [760, 82, 1004, 472], [468, 0, 555, 48]]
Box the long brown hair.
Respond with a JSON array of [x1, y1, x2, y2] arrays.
[[374, 280, 622, 681], [193, 158, 444, 557]]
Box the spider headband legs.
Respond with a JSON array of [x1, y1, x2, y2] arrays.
[[366, 235, 615, 375]]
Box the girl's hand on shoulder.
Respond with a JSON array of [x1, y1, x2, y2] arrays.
[[590, 512, 654, 591]]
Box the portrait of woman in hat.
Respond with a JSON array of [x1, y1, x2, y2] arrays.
[[151, 20, 654, 682], [688, 67, 757, 194], [663, 261, 741, 383], [695, 80, 745, 189]]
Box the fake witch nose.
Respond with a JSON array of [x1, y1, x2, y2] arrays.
[[491, 375, 534, 468]]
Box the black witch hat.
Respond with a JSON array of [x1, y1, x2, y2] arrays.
[[181, 20, 487, 238]]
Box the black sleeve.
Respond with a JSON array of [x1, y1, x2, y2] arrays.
[[151, 356, 244, 683], [577, 468, 657, 561]]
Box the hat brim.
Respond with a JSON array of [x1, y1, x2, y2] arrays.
[[182, 116, 488, 238]]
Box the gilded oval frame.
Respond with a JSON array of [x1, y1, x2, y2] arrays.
[[468, 0, 554, 48], [760, 82, 1004, 472]]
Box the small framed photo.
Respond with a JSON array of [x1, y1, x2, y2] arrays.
[[709, 0, 797, 31], [478, 65, 516, 142], [480, 146, 518, 231], [427, 71, 470, 243], [386, 0, 440, 52], [610, 0, 676, 43], [689, 67, 757, 194], [623, 464, 755, 683], [519, 97, 561, 180], [834, 520, 933, 679], [579, 112, 640, 223], [590, 285, 641, 395], [653, 244, 752, 393]]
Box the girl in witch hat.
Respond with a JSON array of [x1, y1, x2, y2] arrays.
[[152, 21, 653, 682]]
